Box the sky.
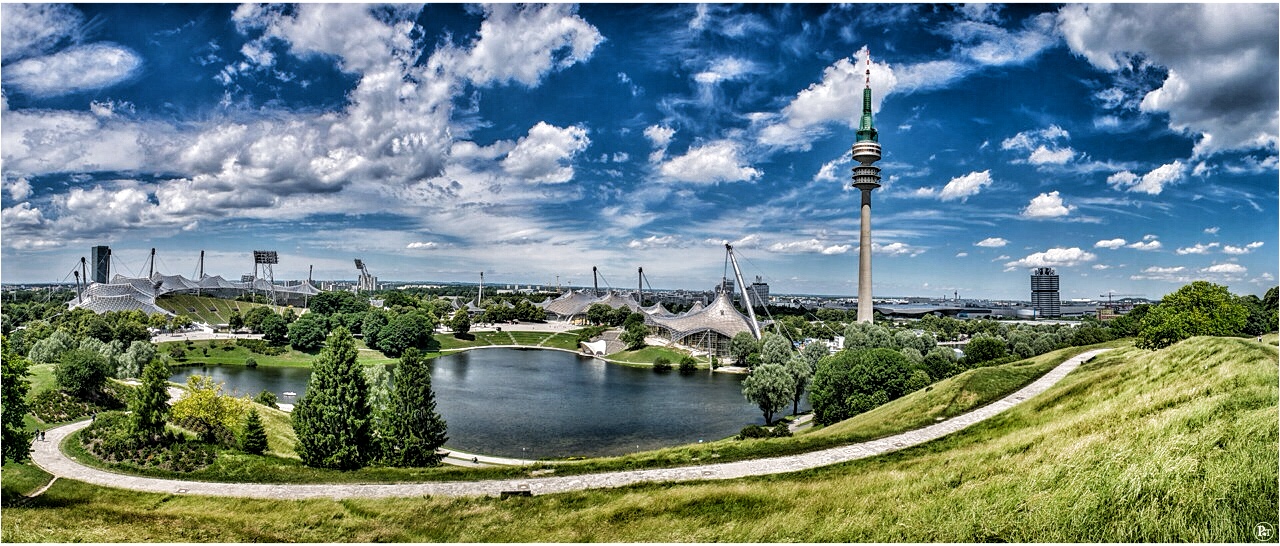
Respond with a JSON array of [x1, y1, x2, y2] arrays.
[[1, 3, 1277, 301]]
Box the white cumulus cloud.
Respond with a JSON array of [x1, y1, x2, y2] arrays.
[[1006, 247, 1097, 268], [938, 170, 993, 202], [659, 141, 761, 184], [1095, 238, 1127, 249], [501, 122, 591, 184], [1021, 191, 1075, 218], [1107, 161, 1186, 195]]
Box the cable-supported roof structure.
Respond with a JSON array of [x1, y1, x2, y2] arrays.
[[68, 272, 321, 315]]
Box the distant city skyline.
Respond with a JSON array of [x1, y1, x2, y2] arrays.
[[2, 4, 1276, 300]]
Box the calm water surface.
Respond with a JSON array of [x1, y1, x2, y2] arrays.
[[170, 348, 803, 459]]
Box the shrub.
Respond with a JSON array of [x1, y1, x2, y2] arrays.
[[235, 338, 287, 356], [245, 357, 258, 368], [653, 356, 672, 372], [80, 411, 216, 472], [737, 422, 792, 440], [678, 355, 698, 373], [254, 390, 278, 409]]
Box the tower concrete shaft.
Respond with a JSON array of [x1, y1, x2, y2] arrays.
[[851, 54, 881, 323]]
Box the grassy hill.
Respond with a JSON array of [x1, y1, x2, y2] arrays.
[[156, 294, 290, 325], [2, 336, 1275, 541]]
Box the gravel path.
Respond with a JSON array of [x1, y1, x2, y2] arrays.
[[30, 349, 1110, 500]]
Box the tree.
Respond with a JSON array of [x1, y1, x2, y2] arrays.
[[741, 363, 795, 425], [261, 313, 288, 345], [923, 347, 957, 380], [800, 342, 829, 372], [2, 337, 33, 463], [288, 313, 328, 351], [56, 348, 112, 399], [810, 348, 912, 426], [1138, 281, 1249, 350], [730, 331, 758, 365], [759, 332, 793, 367], [113, 319, 151, 346], [448, 309, 471, 336], [381, 348, 448, 467], [130, 355, 170, 442], [171, 375, 247, 444], [678, 355, 698, 373], [376, 312, 431, 358], [27, 329, 75, 364], [362, 310, 388, 350], [586, 303, 612, 326], [620, 321, 648, 350], [293, 327, 373, 469], [653, 356, 673, 371], [963, 335, 1008, 366], [364, 364, 392, 456], [243, 306, 273, 334], [309, 290, 372, 316], [228, 309, 244, 331], [783, 356, 812, 416], [117, 340, 157, 379], [241, 409, 268, 455]]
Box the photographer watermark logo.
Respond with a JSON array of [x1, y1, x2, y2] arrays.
[[1255, 522, 1276, 542]]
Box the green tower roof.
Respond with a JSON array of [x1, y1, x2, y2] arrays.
[[855, 85, 877, 143]]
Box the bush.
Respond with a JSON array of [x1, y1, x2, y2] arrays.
[[737, 422, 792, 440], [236, 338, 287, 356], [653, 356, 672, 372], [245, 357, 258, 368], [79, 411, 216, 472], [254, 390, 278, 409], [678, 355, 698, 373]]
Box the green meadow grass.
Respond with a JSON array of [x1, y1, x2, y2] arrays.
[[3, 336, 1273, 542]]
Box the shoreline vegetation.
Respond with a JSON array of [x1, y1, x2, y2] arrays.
[[3, 335, 1275, 542]]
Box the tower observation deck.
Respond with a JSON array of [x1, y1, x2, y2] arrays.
[[853, 53, 882, 324]]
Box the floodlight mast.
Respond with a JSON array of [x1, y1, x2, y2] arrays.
[[253, 250, 279, 304], [725, 243, 761, 340]]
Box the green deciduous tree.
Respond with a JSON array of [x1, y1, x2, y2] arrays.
[[962, 335, 1008, 366], [117, 340, 157, 379], [741, 363, 795, 425], [759, 332, 793, 367], [381, 348, 448, 467], [261, 313, 288, 345], [241, 409, 268, 455], [2, 337, 33, 463], [784, 356, 812, 416], [27, 329, 75, 365], [171, 375, 247, 444], [810, 348, 912, 426], [730, 331, 758, 365], [620, 321, 648, 350], [243, 306, 273, 333], [55, 348, 112, 399], [1138, 281, 1249, 350], [448, 309, 471, 336], [130, 355, 170, 442], [293, 327, 373, 469], [287, 313, 328, 351], [228, 309, 244, 330]]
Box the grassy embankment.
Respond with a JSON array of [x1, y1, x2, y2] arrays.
[[3, 335, 1274, 541]]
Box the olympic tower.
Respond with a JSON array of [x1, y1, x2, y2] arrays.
[[851, 55, 881, 324]]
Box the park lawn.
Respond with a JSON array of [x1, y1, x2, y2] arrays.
[[159, 339, 397, 368], [605, 345, 690, 366], [3, 336, 1273, 542], [539, 332, 583, 350], [156, 294, 292, 325]]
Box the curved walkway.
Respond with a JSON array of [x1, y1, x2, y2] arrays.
[[31, 349, 1110, 500]]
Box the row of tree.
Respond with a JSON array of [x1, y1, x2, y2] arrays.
[[292, 328, 448, 469]]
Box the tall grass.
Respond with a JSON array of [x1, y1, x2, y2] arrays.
[[4, 336, 1274, 541]]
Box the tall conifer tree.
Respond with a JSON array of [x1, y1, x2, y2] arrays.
[[292, 327, 372, 469], [381, 347, 448, 467], [130, 353, 170, 442]]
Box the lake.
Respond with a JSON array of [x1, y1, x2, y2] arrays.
[[170, 348, 804, 459]]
